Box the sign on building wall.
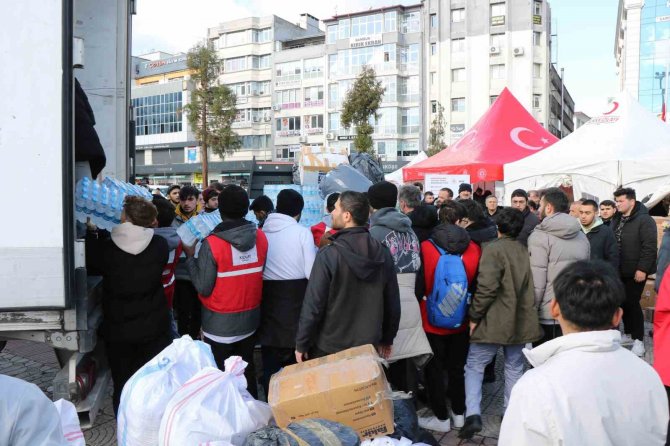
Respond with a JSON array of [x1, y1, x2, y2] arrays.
[[186, 147, 198, 163], [450, 124, 465, 144], [349, 35, 383, 49], [143, 56, 187, 70]]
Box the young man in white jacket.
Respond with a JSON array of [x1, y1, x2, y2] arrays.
[[257, 188, 317, 396], [499, 260, 669, 446]]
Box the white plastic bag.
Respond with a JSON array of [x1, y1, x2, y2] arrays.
[[117, 335, 216, 446], [53, 399, 85, 446], [159, 357, 273, 446]]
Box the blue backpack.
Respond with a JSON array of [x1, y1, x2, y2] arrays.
[[427, 239, 471, 329]]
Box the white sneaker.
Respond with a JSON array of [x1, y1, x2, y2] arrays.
[[621, 334, 634, 345], [632, 339, 646, 357], [418, 415, 451, 433], [451, 413, 465, 428]]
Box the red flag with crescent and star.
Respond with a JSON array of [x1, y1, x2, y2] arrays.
[[403, 87, 558, 183]]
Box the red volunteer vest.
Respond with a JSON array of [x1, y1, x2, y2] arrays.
[[199, 230, 268, 314], [162, 242, 183, 309]]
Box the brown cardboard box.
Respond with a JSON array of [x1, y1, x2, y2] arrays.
[[641, 279, 657, 309], [268, 345, 394, 439], [653, 217, 669, 249]]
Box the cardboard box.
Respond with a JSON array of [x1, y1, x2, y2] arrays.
[[653, 217, 669, 249], [268, 345, 394, 439], [641, 279, 657, 309], [296, 146, 349, 185]]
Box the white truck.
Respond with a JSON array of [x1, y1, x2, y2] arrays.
[[0, 0, 135, 426]]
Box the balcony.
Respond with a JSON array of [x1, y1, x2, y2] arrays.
[[278, 102, 301, 110], [276, 129, 301, 138], [304, 70, 324, 80], [232, 121, 253, 129]]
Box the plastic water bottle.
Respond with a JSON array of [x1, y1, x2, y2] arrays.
[[114, 190, 126, 224], [75, 177, 90, 223], [96, 185, 108, 230], [87, 181, 100, 226]]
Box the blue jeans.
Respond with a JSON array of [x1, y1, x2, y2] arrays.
[[464, 343, 525, 416]]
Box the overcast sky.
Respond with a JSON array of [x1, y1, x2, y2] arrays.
[[133, 0, 620, 116]]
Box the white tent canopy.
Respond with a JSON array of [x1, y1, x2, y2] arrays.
[[385, 151, 428, 185], [504, 92, 670, 207]]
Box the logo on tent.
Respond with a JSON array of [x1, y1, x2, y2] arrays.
[[477, 168, 487, 179], [603, 101, 619, 115], [510, 127, 548, 151]]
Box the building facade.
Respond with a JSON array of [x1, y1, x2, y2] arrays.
[[616, 0, 670, 116], [574, 111, 591, 129], [424, 0, 572, 142], [207, 14, 324, 165], [323, 5, 424, 162], [549, 64, 575, 137]]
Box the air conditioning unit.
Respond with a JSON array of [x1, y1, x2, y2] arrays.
[[489, 46, 500, 55], [298, 136, 308, 143], [513, 47, 525, 56], [272, 105, 281, 111], [326, 132, 335, 140]]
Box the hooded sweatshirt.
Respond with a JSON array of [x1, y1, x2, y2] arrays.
[[186, 220, 268, 338], [499, 330, 668, 446], [86, 223, 170, 343], [259, 213, 317, 348], [295, 226, 401, 355], [528, 213, 590, 323], [369, 207, 421, 274], [580, 217, 619, 270]]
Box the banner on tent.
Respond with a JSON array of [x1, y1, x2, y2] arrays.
[[425, 174, 471, 194]]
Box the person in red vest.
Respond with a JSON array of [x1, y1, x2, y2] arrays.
[[310, 192, 340, 247], [152, 196, 182, 339], [654, 271, 670, 443], [184, 185, 268, 399]]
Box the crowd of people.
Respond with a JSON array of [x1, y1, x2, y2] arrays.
[[4, 178, 670, 445]]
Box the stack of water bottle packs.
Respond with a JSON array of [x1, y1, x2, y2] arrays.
[[75, 176, 154, 230], [263, 184, 324, 228]]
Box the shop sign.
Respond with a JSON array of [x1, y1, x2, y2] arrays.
[[349, 35, 383, 49]]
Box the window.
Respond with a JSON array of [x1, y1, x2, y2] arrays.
[[451, 9, 465, 23], [401, 107, 420, 134], [400, 44, 419, 70], [351, 14, 383, 37], [304, 57, 324, 78], [385, 11, 397, 32], [401, 11, 420, 33], [379, 76, 397, 102], [490, 64, 505, 79], [399, 76, 420, 102], [452, 68, 466, 82], [329, 112, 340, 131], [132, 91, 183, 136], [252, 28, 272, 43], [534, 1, 542, 15], [374, 108, 398, 134], [431, 100, 437, 114], [306, 114, 324, 130], [276, 116, 301, 135], [304, 86, 324, 106], [275, 89, 301, 108], [533, 94, 541, 108], [398, 140, 419, 157], [328, 83, 338, 105], [327, 25, 338, 43], [534, 31, 542, 46], [252, 54, 271, 69], [225, 56, 247, 72], [430, 72, 436, 86], [490, 3, 506, 25], [490, 95, 499, 105], [490, 33, 504, 48], [377, 141, 386, 155], [430, 13, 438, 28], [431, 43, 437, 56], [339, 19, 350, 39], [276, 61, 302, 82], [451, 97, 465, 112], [328, 54, 338, 76], [534, 63, 542, 78], [451, 38, 465, 52], [225, 30, 247, 47]]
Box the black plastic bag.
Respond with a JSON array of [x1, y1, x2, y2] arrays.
[[349, 153, 385, 184]]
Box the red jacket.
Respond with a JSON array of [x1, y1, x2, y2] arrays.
[[420, 239, 481, 335], [199, 231, 268, 314], [162, 242, 182, 309], [654, 273, 670, 386]]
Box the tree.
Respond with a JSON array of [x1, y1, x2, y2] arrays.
[[341, 65, 385, 154], [428, 102, 447, 156], [184, 43, 240, 186]]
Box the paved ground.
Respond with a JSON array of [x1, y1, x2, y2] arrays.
[[0, 322, 654, 446]]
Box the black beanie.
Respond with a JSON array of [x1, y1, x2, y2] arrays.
[[458, 183, 473, 193], [368, 181, 398, 210], [276, 189, 305, 217], [218, 184, 249, 219]]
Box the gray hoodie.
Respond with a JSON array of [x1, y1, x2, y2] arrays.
[[369, 207, 421, 274], [528, 212, 590, 323]]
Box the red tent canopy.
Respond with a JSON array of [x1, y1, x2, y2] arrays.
[[403, 88, 558, 183]]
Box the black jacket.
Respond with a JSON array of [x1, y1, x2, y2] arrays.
[[408, 206, 438, 243], [611, 202, 658, 278], [466, 218, 498, 246], [75, 79, 106, 178], [518, 207, 540, 247], [295, 227, 401, 354], [86, 230, 170, 343], [584, 222, 619, 271]]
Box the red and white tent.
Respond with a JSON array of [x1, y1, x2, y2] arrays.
[[403, 88, 558, 183]]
